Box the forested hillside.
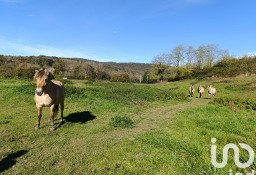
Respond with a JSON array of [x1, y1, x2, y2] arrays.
[[1, 45, 256, 83], [0, 55, 151, 82]]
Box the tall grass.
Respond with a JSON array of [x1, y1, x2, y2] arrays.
[[1, 77, 256, 174], [65, 82, 188, 104]]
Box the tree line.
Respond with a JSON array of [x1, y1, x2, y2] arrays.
[[1, 46, 255, 83], [0, 55, 151, 82], [146, 44, 231, 82]]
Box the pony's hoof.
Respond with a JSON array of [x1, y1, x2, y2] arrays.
[[60, 118, 66, 123], [35, 126, 39, 130], [50, 127, 55, 131]]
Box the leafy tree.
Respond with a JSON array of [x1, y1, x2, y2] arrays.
[[110, 73, 130, 82], [83, 64, 96, 80], [52, 59, 66, 77], [37, 55, 54, 67], [73, 65, 83, 79], [148, 63, 168, 82], [97, 71, 111, 80]]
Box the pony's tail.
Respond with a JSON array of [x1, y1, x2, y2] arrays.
[[54, 105, 59, 117]]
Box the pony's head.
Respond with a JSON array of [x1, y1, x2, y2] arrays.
[[33, 68, 54, 96], [207, 85, 212, 91]]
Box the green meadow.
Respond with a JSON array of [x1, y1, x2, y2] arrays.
[[1, 76, 256, 175]]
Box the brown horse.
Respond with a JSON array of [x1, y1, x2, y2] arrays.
[[34, 68, 65, 131]]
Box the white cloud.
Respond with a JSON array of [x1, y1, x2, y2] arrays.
[[19, 44, 87, 58], [234, 51, 256, 58], [0, 40, 114, 62], [246, 51, 256, 57], [27, 14, 35, 17], [0, 41, 88, 58]]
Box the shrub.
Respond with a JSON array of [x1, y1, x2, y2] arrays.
[[96, 71, 111, 80], [110, 73, 130, 82], [65, 85, 87, 99], [212, 97, 256, 111], [109, 116, 134, 128]]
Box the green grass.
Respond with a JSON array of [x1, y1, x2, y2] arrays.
[[109, 116, 135, 128], [1, 76, 256, 174]]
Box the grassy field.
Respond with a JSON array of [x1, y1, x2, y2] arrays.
[[1, 76, 256, 174]]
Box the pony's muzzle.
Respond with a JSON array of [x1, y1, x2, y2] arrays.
[[35, 88, 43, 96]]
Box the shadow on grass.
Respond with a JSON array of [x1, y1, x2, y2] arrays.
[[64, 111, 96, 124], [195, 97, 211, 99], [0, 150, 28, 173]]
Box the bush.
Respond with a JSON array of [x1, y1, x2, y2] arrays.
[[65, 85, 87, 99], [16, 67, 37, 79], [212, 97, 256, 111], [109, 116, 134, 128], [110, 73, 130, 82], [96, 71, 111, 80]]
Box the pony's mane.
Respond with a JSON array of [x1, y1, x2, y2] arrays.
[[34, 68, 54, 80]]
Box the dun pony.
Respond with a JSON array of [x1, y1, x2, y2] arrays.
[[33, 68, 65, 131], [198, 85, 204, 98], [189, 84, 195, 97], [207, 85, 216, 97]]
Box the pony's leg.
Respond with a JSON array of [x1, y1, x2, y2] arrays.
[[60, 102, 65, 122], [35, 107, 42, 130], [49, 105, 55, 131]]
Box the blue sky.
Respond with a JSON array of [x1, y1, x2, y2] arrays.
[[0, 0, 255, 63]]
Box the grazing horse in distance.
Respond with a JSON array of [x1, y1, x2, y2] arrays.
[[207, 85, 216, 98], [198, 85, 204, 98], [189, 84, 195, 97], [34, 68, 65, 131]]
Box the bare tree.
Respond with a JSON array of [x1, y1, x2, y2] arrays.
[[195, 45, 206, 69], [152, 54, 168, 65], [185, 46, 195, 68], [171, 45, 186, 67]]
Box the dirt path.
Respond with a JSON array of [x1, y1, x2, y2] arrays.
[[133, 97, 210, 133], [104, 97, 211, 139]]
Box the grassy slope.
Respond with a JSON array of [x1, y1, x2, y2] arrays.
[[1, 77, 256, 174]]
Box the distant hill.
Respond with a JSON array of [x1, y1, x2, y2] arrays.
[[0, 55, 152, 82]]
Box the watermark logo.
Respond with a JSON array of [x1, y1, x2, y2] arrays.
[[211, 138, 254, 169]]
